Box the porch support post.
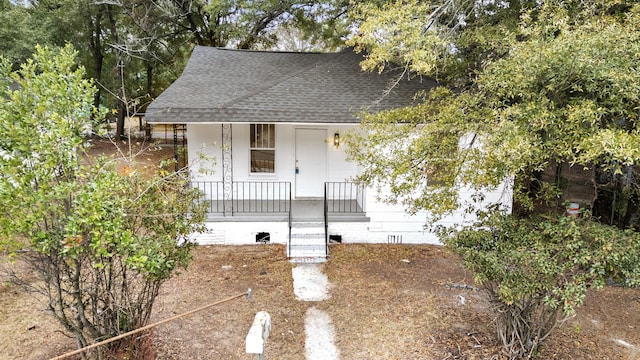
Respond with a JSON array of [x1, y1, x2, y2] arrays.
[[222, 124, 233, 216]]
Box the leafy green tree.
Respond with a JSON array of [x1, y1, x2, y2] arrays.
[[0, 45, 207, 356], [346, 0, 640, 220], [19, 0, 350, 138], [0, 0, 55, 69], [348, 0, 540, 85], [345, 1, 640, 357], [168, 0, 350, 50], [15, 0, 190, 134]]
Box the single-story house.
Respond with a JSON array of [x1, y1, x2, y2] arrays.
[[146, 46, 511, 259]]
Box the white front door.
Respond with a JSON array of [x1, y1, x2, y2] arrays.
[[295, 128, 327, 198]]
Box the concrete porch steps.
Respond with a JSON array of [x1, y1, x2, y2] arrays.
[[288, 222, 327, 259]]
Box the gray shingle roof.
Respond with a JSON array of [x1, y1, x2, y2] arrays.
[[146, 46, 436, 124]]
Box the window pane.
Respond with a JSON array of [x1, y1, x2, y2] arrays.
[[250, 124, 276, 149], [251, 150, 275, 173], [250, 124, 275, 173], [250, 124, 256, 148], [268, 124, 275, 147], [257, 124, 264, 148]]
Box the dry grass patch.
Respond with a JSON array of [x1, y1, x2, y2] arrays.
[[2, 244, 640, 359]]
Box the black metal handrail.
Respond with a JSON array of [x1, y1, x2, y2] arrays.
[[324, 182, 366, 213], [191, 181, 224, 213], [324, 184, 329, 257], [288, 184, 292, 257]]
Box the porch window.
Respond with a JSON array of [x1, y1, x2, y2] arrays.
[[250, 124, 275, 173]]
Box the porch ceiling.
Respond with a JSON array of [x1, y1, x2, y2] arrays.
[[146, 46, 436, 124]]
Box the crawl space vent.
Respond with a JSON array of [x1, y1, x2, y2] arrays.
[[256, 232, 270, 243]]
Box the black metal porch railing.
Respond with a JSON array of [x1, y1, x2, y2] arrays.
[[191, 181, 291, 215], [324, 181, 366, 214], [191, 181, 224, 213], [232, 181, 291, 213], [191, 181, 364, 259], [324, 184, 329, 257], [322, 181, 367, 258]]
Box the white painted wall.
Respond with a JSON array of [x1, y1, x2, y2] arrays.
[[188, 123, 359, 194], [326, 125, 356, 182], [327, 221, 440, 245], [190, 221, 290, 245], [187, 124, 223, 181], [355, 180, 512, 245], [185, 123, 513, 245]]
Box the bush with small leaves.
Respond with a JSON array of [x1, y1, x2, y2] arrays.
[[444, 213, 640, 358], [0, 45, 207, 358]]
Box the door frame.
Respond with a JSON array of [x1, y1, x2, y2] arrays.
[[294, 128, 327, 199]]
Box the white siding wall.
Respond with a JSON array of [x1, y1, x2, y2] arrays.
[[327, 125, 356, 181], [328, 222, 441, 245], [185, 123, 512, 246], [191, 222, 290, 245], [188, 124, 359, 185], [350, 181, 512, 245], [187, 124, 223, 181]]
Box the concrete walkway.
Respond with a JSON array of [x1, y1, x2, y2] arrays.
[[291, 263, 340, 360]]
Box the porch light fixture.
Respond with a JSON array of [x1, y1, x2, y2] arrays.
[[333, 132, 340, 148]]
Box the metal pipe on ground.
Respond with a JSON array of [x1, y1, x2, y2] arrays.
[[49, 289, 252, 360]]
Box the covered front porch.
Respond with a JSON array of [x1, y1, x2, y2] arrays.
[[192, 180, 368, 222], [191, 180, 368, 259]]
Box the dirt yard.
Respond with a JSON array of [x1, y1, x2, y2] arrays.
[[79, 137, 176, 173], [2, 244, 640, 359], [1, 139, 640, 359]]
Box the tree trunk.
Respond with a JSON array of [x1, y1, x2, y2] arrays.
[[115, 102, 126, 140], [146, 63, 153, 100], [105, 4, 127, 140], [89, 6, 105, 114]]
